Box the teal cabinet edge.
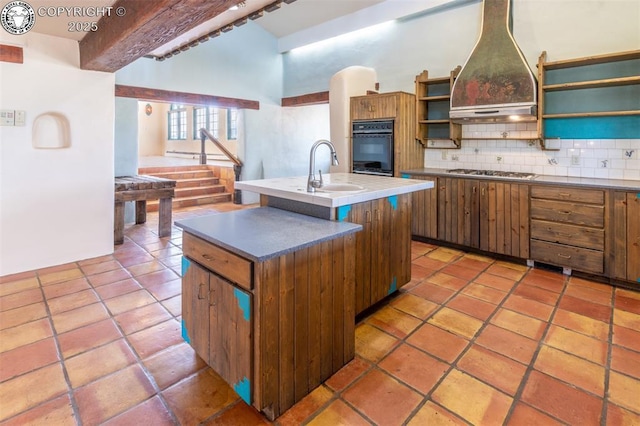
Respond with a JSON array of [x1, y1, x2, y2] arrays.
[[387, 195, 398, 210], [181, 256, 191, 276], [234, 288, 251, 322], [233, 376, 251, 404], [544, 116, 640, 139], [388, 276, 397, 295], [181, 319, 191, 344], [337, 205, 351, 222]]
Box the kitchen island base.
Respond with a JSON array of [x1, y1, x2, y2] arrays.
[[178, 208, 360, 420]]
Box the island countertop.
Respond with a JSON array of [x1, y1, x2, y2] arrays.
[[174, 206, 362, 262], [235, 173, 434, 208]]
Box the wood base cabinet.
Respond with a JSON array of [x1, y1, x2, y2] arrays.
[[530, 186, 606, 274], [338, 194, 412, 315], [410, 175, 529, 258], [181, 232, 356, 420], [612, 192, 640, 284]]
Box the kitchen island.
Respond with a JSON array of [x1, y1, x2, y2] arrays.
[[175, 207, 362, 420], [236, 172, 433, 314]]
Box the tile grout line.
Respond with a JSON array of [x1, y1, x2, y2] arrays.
[[33, 265, 85, 426], [499, 270, 571, 424], [600, 287, 617, 426]]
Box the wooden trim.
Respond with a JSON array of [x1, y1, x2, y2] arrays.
[[0, 45, 23, 64], [79, 0, 239, 72], [281, 91, 329, 107], [115, 84, 260, 110]]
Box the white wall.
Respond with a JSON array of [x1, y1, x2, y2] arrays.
[[282, 0, 640, 95], [138, 101, 165, 156], [0, 32, 115, 276]]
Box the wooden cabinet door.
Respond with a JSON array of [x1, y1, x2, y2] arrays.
[[209, 273, 252, 404], [480, 182, 530, 257], [181, 259, 210, 361], [343, 201, 372, 314], [613, 192, 640, 283], [438, 177, 479, 247], [410, 175, 438, 239], [351, 94, 398, 120]]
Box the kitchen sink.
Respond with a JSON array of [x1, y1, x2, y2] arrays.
[[446, 169, 537, 180], [316, 183, 366, 193]]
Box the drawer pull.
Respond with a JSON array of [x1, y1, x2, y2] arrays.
[[197, 283, 207, 300], [558, 210, 572, 215], [557, 253, 572, 259], [559, 192, 572, 198], [202, 254, 214, 261]]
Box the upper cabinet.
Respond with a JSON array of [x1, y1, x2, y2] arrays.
[[415, 67, 462, 149], [350, 91, 423, 176], [537, 49, 640, 140]]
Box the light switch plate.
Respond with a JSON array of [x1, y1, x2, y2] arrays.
[[0, 109, 15, 126], [14, 110, 25, 126]]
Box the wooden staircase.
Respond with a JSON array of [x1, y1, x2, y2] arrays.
[[139, 165, 233, 211]]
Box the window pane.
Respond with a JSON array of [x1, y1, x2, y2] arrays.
[[209, 107, 219, 138], [227, 108, 238, 140], [194, 107, 206, 139], [179, 110, 187, 139]]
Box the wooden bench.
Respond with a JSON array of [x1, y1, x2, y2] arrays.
[[114, 175, 176, 244]]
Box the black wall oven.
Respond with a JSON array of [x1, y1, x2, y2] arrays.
[[351, 120, 394, 176]]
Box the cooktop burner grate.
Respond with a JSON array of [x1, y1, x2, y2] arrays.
[[446, 169, 537, 179]]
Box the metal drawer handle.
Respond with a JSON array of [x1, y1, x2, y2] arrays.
[[557, 253, 572, 259], [202, 254, 213, 261], [559, 192, 572, 198], [558, 210, 572, 215], [197, 283, 207, 300]]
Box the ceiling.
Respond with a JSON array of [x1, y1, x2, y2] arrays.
[[28, 0, 386, 56]]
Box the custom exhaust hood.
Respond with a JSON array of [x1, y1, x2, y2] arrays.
[[450, 0, 537, 123]]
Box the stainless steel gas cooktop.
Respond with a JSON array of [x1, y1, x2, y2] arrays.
[[446, 169, 537, 180]]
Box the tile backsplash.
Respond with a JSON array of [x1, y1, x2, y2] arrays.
[[424, 122, 640, 181]]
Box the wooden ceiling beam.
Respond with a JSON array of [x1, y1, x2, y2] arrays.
[[115, 84, 260, 110], [80, 0, 239, 72]]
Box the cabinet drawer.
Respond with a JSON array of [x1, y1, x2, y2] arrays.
[[183, 233, 253, 290], [531, 186, 604, 204], [530, 219, 604, 250], [531, 239, 604, 274], [530, 199, 604, 227]]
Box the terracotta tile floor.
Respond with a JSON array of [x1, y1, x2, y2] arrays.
[[1, 202, 640, 425]]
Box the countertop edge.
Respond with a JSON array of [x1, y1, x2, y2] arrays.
[[402, 168, 640, 191], [175, 207, 363, 263], [235, 173, 434, 208]]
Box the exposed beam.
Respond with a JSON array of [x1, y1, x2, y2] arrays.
[[80, 0, 239, 72], [115, 85, 260, 110], [281, 91, 329, 107], [0, 45, 23, 64]]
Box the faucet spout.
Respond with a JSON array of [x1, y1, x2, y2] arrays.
[[307, 139, 339, 193]]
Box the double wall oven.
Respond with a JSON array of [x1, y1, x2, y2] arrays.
[[351, 119, 394, 177]]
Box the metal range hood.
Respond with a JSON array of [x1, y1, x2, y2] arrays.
[[450, 0, 537, 123]]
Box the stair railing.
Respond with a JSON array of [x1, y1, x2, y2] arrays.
[[199, 128, 243, 204]]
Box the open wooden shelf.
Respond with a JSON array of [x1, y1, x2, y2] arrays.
[[415, 67, 461, 148], [537, 49, 640, 140], [543, 76, 640, 92], [542, 50, 640, 70]]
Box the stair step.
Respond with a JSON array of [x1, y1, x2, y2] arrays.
[[175, 185, 226, 198], [175, 177, 220, 188], [146, 170, 214, 180], [148, 193, 233, 211], [139, 165, 209, 174]]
